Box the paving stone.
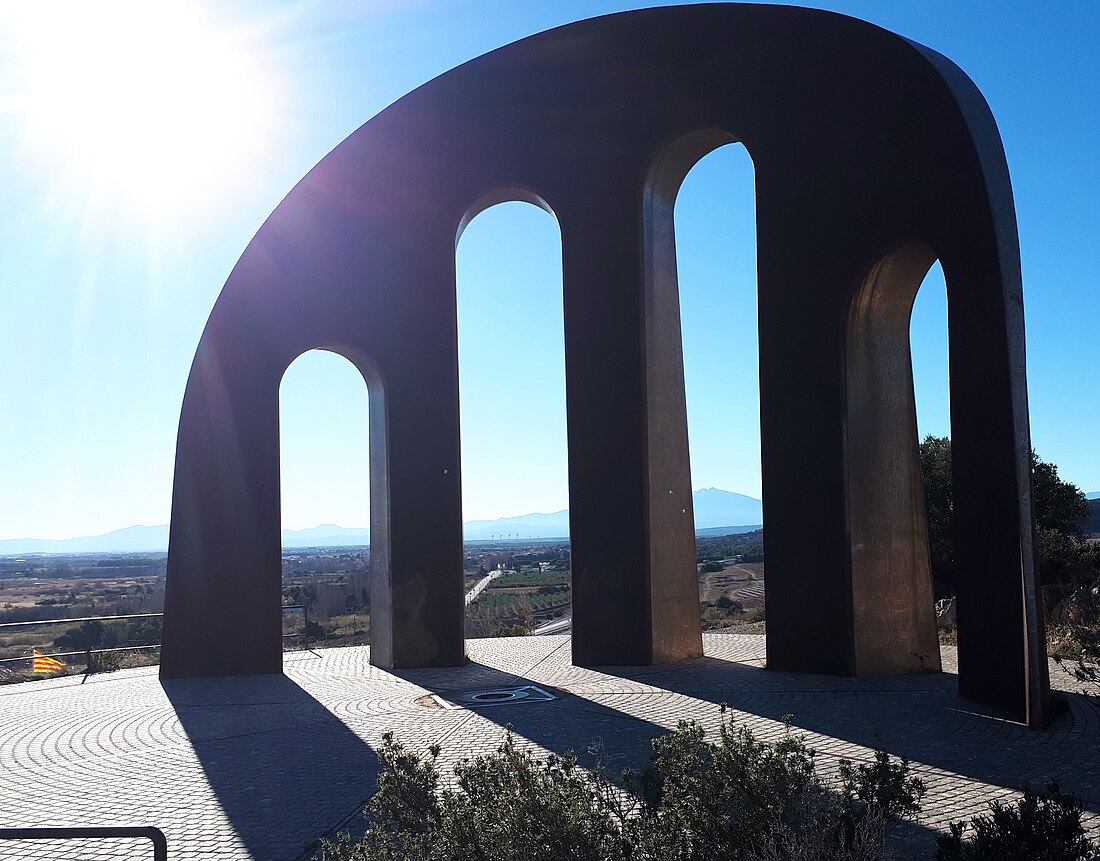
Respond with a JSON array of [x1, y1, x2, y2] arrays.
[[0, 634, 1097, 860]]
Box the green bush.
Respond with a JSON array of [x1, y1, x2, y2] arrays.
[[53, 617, 163, 653], [936, 780, 1095, 861], [54, 619, 107, 652], [491, 624, 529, 637], [490, 571, 570, 589], [316, 731, 629, 861], [625, 714, 820, 858], [1050, 577, 1100, 695], [700, 598, 746, 630], [839, 749, 925, 822], [536, 584, 569, 595], [87, 650, 122, 673], [316, 711, 924, 861], [628, 713, 924, 860], [920, 437, 1095, 597]]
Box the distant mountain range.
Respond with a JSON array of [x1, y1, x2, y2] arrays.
[[0, 524, 173, 556], [281, 525, 371, 547], [462, 489, 762, 540], [1087, 492, 1100, 500], [0, 488, 763, 555], [0, 523, 373, 556]]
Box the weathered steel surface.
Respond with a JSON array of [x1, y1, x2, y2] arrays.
[[160, 5, 1048, 726]]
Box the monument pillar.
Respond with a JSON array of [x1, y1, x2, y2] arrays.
[[561, 180, 702, 666]]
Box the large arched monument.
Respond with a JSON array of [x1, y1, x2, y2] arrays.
[[160, 5, 1050, 727]]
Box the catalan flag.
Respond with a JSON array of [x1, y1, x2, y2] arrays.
[[32, 649, 64, 673]]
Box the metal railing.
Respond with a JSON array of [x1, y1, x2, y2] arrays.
[[0, 605, 311, 669], [0, 826, 167, 860]]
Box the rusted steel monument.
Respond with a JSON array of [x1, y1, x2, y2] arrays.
[[161, 5, 1050, 726]]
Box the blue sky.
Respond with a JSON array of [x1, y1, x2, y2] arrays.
[[1, 0, 1097, 539]]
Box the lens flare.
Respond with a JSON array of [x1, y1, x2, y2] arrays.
[[5, 0, 279, 222]]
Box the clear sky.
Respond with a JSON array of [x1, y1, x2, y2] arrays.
[[1, 0, 1097, 540]]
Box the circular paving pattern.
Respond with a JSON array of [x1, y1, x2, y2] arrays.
[[1, 633, 1098, 861]]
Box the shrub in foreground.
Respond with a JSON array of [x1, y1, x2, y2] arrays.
[[318, 730, 629, 861], [315, 710, 925, 861], [935, 780, 1096, 861], [625, 713, 924, 858]]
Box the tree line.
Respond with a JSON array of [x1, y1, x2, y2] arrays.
[[918, 435, 1096, 600]]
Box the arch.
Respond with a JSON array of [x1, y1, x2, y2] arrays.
[[160, 5, 1048, 725], [674, 140, 761, 505], [279, 345, 396, 661], [845, 241, 941, 676], [454, 197, 568, 640], [456, 186, 557, 246], [909, 263, 950, 445], [278, 347, 384, 532], [630, 129, 750, 664], [670, 139, 763, 634], [844, 238, 1047, 721]]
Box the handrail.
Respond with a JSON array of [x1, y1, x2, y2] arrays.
[[0, 644, 161, 666], [0, 826, 167, 861], [0, 605, 312, 667], [0, 606, 307, 631], [0, 612, 163, 630]]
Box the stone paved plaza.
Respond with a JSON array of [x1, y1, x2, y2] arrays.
[[2, 634, 1098, 860]]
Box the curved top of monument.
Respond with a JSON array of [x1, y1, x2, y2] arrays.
[[164, 5, 1041, 725], [204, 2, 1011, 369]]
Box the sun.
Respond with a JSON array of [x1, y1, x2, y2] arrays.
[[5, 0, 279, 221]]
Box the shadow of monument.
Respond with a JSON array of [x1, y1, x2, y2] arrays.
[[155, 644, 1096, 859], [580, 654, 1100, 821], [384, 651, 957, 855], [388, 644, 1099, 834], [162, 674, 381, 861], [386, 658, 667, 777]]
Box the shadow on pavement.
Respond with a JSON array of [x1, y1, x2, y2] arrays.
[[386, 639, 1098, 856], [158, 641, 1096, 861], [162, 674, 381, 861], [386, 658, 952, 857], [388, 657, 666, 778], [579, 651, 1100, 828]]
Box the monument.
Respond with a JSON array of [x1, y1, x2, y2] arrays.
[[161, 5, 1050, 727]]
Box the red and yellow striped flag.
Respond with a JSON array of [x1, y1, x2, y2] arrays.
[[32, 649, 64, 673]]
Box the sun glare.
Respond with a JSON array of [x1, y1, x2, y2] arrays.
[[6, 1, 278, 221]]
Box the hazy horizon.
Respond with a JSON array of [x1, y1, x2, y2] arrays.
[[1, 486, 765, 544]]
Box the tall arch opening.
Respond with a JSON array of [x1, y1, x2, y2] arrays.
[[455, 198, 569, 640], [909, 263, 952, 605], [670, 141, 765, 638], [279, 348, 380, 653], [845, 243, 943, 675]]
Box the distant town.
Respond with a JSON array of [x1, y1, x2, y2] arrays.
[[4, 472, 1097, 682], [0, 525, 765, 678]]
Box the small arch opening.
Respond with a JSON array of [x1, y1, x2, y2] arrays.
[[279, 347, 385, 653]]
